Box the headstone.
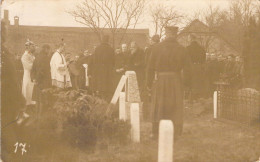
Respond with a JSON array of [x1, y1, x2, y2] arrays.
[[83, 64, 89, 86], [110, 75, 127, 105], [125, 71, 141, 102], [213, 91, 218, 119], [125, 71, 142, 120], [130, 103, 140, 143], [158, 120, 174, 162], [119, 92, 126, 121]]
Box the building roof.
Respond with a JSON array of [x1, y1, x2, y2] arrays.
[[8, 24, 149, 34], [178, 19, 240, 54], [178, 19, 212, 35]]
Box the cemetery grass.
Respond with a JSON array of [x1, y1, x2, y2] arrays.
[[22, 97, 260, 162], [78, 98, 260, 162]]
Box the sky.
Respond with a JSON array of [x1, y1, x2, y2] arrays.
[[1, 0, 231, 33]]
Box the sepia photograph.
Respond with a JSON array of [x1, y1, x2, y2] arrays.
[[1, 0, 260, 161]]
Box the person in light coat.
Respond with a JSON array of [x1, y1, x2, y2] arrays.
[[21, 40, 36, 105], [50, 42, 72, 89]]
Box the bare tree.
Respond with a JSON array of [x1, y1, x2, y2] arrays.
[[181, 3, 222, 53], [228, 0, 258, 27], [195, 1, 258, 54], [149, 4, 183, 38], [185, 9, 203, 26], [69, 0, 145, 48], [203, 3, 222, 28], [199, 3, 224, 53]]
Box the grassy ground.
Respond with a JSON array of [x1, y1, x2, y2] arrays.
[[77, 98, 260, 162], [19, 98, 260, 162]]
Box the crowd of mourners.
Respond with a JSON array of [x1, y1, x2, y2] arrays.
[[14, 35, 245, 105], [16, 33, 246, 137], [1, 18, 249, 161]]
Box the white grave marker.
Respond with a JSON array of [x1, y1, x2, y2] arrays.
[[130, 103, 140, 143], [125, 71, 142, 120], [158, 120, 174, 162], [213, 91, 218, 119], [125, 71, 141, 102], [110, 75, 127, 105], [83, 64, 89, 87], [119, 92, 126, 121]]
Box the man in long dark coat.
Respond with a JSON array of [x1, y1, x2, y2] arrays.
[[205, 54, 219, 96], [68, 55, 81, 89], [186, 35, 206, 99], [146, 27, 188, 138], [31, 44, 52, 110], [114, 47, 127, 89], [90, 35, 115, 100], [144, 35, 160, 68], [143, 35, 160, 120], [145, 35, 160, 87], [127, 42, 145, 97]]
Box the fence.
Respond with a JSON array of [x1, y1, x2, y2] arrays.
[[215, 82, 260, 128]]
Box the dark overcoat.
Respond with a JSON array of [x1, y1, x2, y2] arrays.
[[31, 51, 52, 101], [126, 48, 145, 90], [205, 60, 219, 95], [90, 43, 115, 96], [186, 41, 206, 95], [147, 37, 187, 136], [114, 52, 127, 89]]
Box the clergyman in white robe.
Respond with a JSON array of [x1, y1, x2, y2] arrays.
[[50, 50, 72, 88], [21, 50, 36, 105]]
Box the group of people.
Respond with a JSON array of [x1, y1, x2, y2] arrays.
[[2, 18, 247, 161], [182, 36, 245, 101], [205, 53, 244, 91], [185, 52, 245, 100], [16, 35, 159, 109], [16, 31, 247, 140]]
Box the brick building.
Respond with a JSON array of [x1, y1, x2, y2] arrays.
[[3, 10, 149, 57]]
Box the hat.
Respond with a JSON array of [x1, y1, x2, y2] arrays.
[[151, 34, 160, 43], [58, 38, 66, 47], [165, 26, 178, 38], [25, 39, 35, 46]]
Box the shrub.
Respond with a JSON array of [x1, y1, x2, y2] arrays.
[[62, 114, 97, 150], [48, 89, 130, 150]]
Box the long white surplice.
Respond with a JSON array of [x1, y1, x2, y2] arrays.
[[50, 51, 72, 88]]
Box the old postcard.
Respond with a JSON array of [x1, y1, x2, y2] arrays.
[[1, 0, 260, 161]]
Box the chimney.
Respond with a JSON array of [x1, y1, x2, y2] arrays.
[[14, 16, 19, 27], [4, 10, 10, 25], [165, 26, 178, 38]]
